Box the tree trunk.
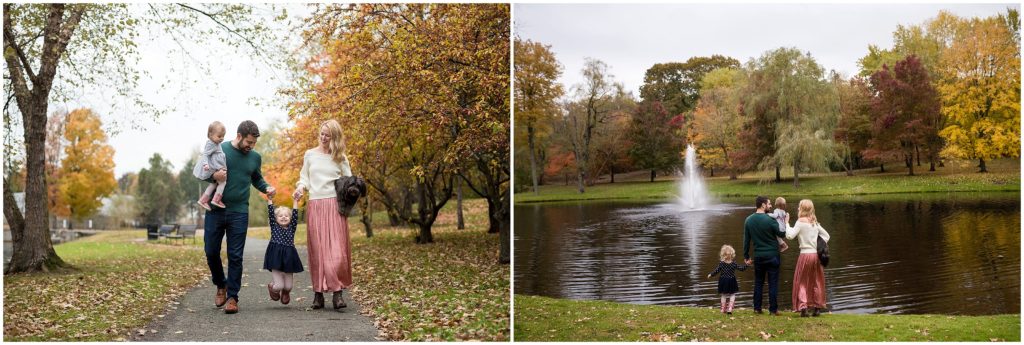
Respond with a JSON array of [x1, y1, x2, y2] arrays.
[[527, 125, 540, 195], [414, 180, 433, 244], [775, 164, 781, 182], [649, 169, 655, 182], [906, 154, 915, 176], [710, 167, 714, 177], [3, 177, 26, 258], [792, 161, 800, 188], [915, 145, 921, 166], [880, 163, 885, 173], [978, 158, 988, 173], [609, 166, 615, 184], [456, 180, 465, 230], [498, 201, 510, 265], [486, 198, 499, 234], [7, 106, 68, 273], [845, 147, 854, 176], [576, 170, 585, 193], [361, 194, 373, 238], [387, 211, 401, 226], [416, 223, 434, 244], [495, 188, 510, 265], [928, 154, 936, 172]]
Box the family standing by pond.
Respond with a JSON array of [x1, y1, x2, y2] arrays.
[[709, 196, 830, 317], [192, 119, 362, 314]]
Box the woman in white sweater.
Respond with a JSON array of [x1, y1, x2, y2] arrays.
[[784, 199, 830, 317], [292, 119, 353, 311]]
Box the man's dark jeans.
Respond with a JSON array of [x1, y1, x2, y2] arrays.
[[204, 209, 249, 301], [752, 255, 781, 313]]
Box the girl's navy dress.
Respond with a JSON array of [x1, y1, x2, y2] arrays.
[[263, 205, 304, 273], [708, 261, 748, 294]]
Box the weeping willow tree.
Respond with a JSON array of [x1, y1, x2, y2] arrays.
[[745, 47, 840, 187]]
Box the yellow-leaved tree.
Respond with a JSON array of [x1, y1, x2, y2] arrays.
[[55, 109, 117, 226], [937, 11, 1021, 172]]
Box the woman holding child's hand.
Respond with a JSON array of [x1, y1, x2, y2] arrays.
[[294, 119, 355, 311]]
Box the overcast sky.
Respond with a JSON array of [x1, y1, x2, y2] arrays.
[[43, 4, 313, 178], [514, 3, 1018, 99]]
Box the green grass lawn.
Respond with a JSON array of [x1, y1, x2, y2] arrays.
[[248, 198, 510, 341], [514, 295, 1021, 342], [516, 158, 1020, 203], [3, 230, 208, 341]]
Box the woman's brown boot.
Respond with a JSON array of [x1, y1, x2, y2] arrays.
[[312, 292, 324, 309], [332, 290, 347, 309]]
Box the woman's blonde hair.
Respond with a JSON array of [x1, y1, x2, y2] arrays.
[[321, 119, 348, 164], [798, 199, 817, 224], [719, 244, 736, 262]]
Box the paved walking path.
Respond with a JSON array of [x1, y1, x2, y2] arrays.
[[136, 238, 378, 341]]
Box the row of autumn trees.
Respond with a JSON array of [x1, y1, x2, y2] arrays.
[[5, 108, 287, 232], [265, 4, 510, 262], [514, 9, 1020, 193]]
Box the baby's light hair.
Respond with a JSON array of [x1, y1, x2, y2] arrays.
[[775, 197, 787, 210], [274, 206, 291, 218], [208, 121, 225, 137], [719, 244, 736, 262]]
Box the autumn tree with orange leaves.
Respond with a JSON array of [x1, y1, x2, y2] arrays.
[[53, 109, 117, 225], [280, 4, 510, 260]]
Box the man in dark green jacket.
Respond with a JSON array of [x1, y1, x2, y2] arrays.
[[203, 120, 276, 314], [742, 195, 787, 315]]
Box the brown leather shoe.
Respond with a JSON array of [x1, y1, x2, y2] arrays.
[[332, 291, 347, 309], [224, 298, 238, 314], [281, 289, 291, 305], [268, 283, 280, 301], [215, 287, 227, 307], [312, 292, 324, 309]]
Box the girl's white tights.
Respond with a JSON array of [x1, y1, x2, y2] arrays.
[[270, 270, 294, 292], [720, 294, 736, 313]]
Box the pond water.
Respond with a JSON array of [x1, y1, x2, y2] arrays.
[[513, 193, 1020, 315]]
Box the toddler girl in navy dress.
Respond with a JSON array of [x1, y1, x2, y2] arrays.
[[264, 201, 304, 305], [707, 244, 748, 315]]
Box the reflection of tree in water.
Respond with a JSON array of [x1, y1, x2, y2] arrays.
[[938, 201, 1021, 315]]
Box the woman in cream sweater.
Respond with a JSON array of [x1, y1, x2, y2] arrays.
[[784, 199, 830, 317], [292, 119, 353, 311]]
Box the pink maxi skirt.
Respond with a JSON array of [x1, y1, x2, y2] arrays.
[[792, 253, 827, 311], [306, 197, 352, 292]]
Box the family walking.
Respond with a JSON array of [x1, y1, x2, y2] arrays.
[[193, 119, 358, 314], [707, 196, 831, 317]]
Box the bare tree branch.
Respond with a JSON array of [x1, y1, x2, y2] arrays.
[[176, 4, 266, 60]]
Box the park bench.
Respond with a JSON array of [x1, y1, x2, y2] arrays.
[[158, 224, 177, 243], [173, 224, 198, 244], [146, 224, 160, 241]]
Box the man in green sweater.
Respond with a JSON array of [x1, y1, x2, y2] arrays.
[[203, 120, 276, 314], [742, 195, 787, 316]]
